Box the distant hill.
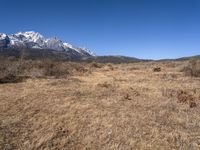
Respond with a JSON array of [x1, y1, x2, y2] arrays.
[[82, 56, 148, 63], [175, 55, 200, 61], [157, 55, 200, 62], [0, 48, 146, 63], [0, 47, 199, 63]]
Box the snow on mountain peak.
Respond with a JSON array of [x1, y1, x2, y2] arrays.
[[0, 31, 95, 56], [0, 33, 7, 39], [16, 31, 44, 43]]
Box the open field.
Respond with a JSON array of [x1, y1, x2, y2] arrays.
[[0, 59, 200, 149]]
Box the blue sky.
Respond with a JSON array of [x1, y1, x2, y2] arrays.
[[0, 0, 200, 59]]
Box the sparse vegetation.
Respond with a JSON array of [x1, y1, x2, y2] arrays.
[[182, 59, 200, 77], [0, 57, 91, 83], [0, 58, 24, 83], [0, 58, 200, 149]]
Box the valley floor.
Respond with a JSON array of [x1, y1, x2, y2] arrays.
[[0, 61, 200, 149]]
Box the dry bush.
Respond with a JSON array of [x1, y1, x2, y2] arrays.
[[103, 64, 115, 71], [72, 63, 89, 75], [0, 74, 25, 84], [43, 62, 70, 77], [162, 88, 197, 108], [181, 59, 200, 77], [0, 59, 26, 83], [177, 90, 197, 108], [90, 62, 102, 68], [153, 67, 161, 72], [36, 61, 90, 77], [96, 82, 112, 88], [107, 64, 114, 70], [0, 58, 91, 83]]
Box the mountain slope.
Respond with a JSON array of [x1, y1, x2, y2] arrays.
[[82, 56, 147, 63], [0, 31, 95, 58]]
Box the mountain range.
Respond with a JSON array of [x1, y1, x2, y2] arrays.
[[0, 31, 95, 58], [0, 31, 199, 63]]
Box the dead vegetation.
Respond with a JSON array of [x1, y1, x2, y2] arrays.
[[153, 67, 161, 72], [90, 62, 102, 68], [0, 58, 200, 149], [162, 88, 198, 108], [0, 59, 23, 83], [177, 90, 197, 108], [0, 57, 91, 84], [181, 59, 200, 77]]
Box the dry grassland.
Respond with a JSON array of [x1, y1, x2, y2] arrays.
[[0, 60, 200, 149]]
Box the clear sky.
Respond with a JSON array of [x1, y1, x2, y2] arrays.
[[0, 0, 200, 59]]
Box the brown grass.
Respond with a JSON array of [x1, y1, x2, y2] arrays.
[[0, 59, 200, 149]]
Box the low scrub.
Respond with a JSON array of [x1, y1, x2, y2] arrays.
[[177, 90, 197, 108], [162, 88, 197, 108], [0, 57, 89, 84], [153, 67, 161, 72], [0, 74, 25, 84], [90, 62, 102, 68], [0, 59, 25, 83], [181, 59, 200, 77]]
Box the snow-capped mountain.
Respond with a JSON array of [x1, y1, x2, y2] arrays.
[[0, 31, 95, 57]]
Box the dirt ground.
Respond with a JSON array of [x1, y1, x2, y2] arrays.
[[0, 61, 200, 150]]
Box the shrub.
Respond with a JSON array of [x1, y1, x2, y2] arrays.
[[162, 88, 197, 108], [96, 82, 112, 88], [24, 60, 71, 78], [153, 67, 161, 72], [0, 58, 71, 83], [90, 62, 102, 68], [177, 90, 197, 108], [182, 59, 200, 77], [107, 64, 114, 70], [0, 57, 96, 83], [0, 74, 25, 84], [0, 60, 25, 83]]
